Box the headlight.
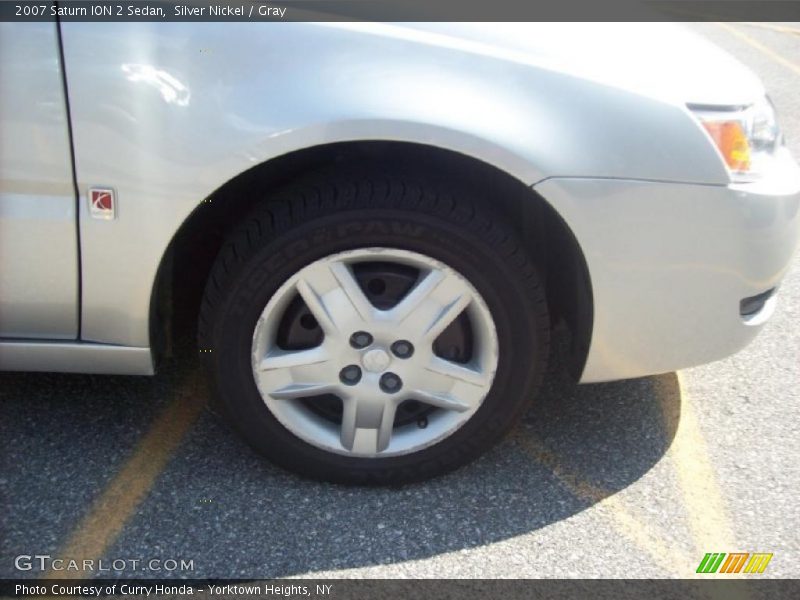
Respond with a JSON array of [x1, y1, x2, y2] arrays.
[[690, 97, 783, 181]]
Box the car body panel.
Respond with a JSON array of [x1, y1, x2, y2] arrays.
[[0, 340, 153, 375], [0, 21, 79, 339], [58, 22, 735, 348], [396, 23, 765, 107], [1, 22, 798, 384], [536, 147, 800, 382]]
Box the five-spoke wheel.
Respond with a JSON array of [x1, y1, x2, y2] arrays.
[[251, 248, 498, 456]]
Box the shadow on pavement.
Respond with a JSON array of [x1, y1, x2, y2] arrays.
[[0, 343, 681, 578]]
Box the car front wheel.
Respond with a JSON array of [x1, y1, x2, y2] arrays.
[[199, 168, 550, 484]]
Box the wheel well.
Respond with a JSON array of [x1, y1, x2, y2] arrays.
[[150, 141, 593, 378]]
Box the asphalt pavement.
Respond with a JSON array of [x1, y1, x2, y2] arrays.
[[1, 22, 799, 581]]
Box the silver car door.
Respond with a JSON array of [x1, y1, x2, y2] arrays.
[[0, 18, 79, 339]]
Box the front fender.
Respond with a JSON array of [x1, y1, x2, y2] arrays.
[[60, 22, 725, 347]]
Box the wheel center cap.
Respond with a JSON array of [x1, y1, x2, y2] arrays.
[[362, 348, 391, 373]]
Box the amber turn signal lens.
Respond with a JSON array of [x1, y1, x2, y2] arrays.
[[702, 121, 751, 172]]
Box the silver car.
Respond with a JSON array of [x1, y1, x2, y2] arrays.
[[1, 22, 798, 483]]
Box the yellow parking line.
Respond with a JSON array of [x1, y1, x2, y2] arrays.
[[717, 22, 800, 77], [740, 22, 800, 37], [518, 370, 741, 577], [516, 432, 694, 576], [42, 373, 203, 581], [661, 372, 736, 558]]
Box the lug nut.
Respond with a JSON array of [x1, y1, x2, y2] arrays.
[[339, 365, 362, 385], [349, 331, 373, 349], [391, 340, 414, 359], [380, 372, 402, 393]]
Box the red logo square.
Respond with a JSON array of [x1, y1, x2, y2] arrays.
[[91, 190, 113, 211], [89, 187, 115, 219]]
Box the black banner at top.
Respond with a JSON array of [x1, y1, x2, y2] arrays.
[[3, 0, 800, 22]]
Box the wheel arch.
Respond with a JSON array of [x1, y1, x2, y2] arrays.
[[150, 141, 593, 379]]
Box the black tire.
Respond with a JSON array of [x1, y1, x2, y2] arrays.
[[199, 166, 550, 484]]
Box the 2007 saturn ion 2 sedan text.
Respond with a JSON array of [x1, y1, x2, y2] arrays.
[[1, 22, 798, 483]]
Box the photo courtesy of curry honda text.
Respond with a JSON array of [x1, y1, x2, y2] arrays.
[[1, 22, 798, 484]]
